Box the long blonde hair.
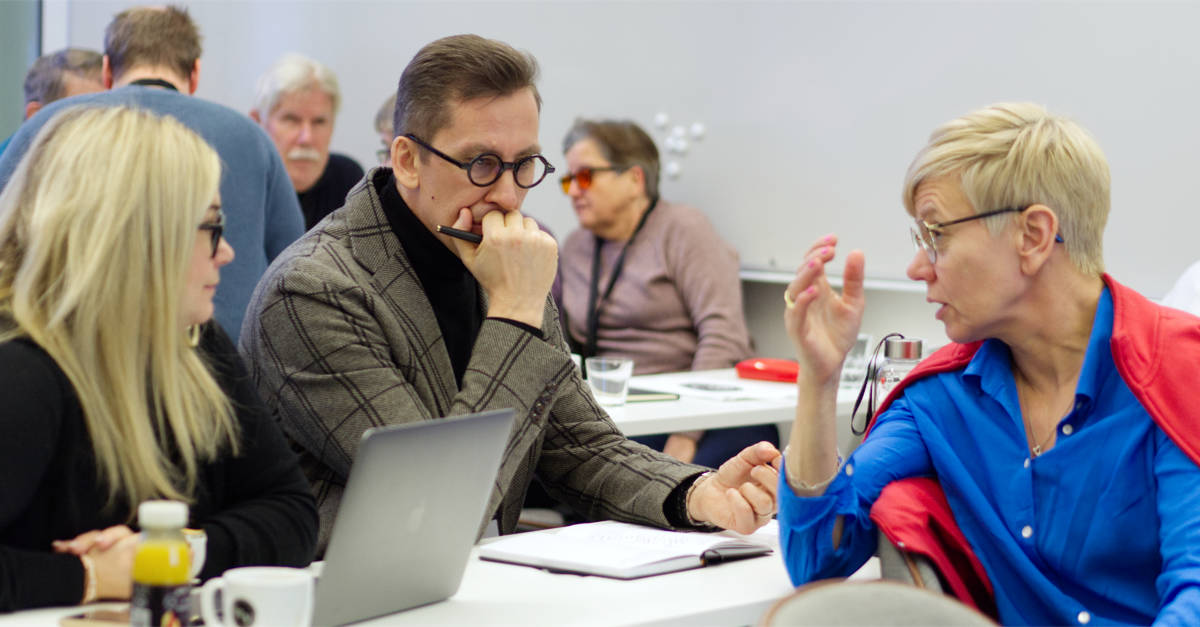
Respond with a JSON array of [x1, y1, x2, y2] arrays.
[[0, 105, 238, 511]]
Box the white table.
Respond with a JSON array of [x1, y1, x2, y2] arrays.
[[365, 548, 802, 626], [606, 368, 864, 454], [1, 372, 875, 626], [355, 523, 878, 627], [0, 545, 879, 627]]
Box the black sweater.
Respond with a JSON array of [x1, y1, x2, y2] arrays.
[[297, 153, 364, 230], [0, 324, 318, 611]]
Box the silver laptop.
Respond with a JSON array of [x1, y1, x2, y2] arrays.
[[312, 409, 515, 627]]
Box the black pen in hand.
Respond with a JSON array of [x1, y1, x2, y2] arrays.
[[436, 224, 482, 244]]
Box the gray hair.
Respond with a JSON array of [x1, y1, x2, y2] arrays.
[[253, 53, 340, 117], [23, 48, 103, 106], [563, 119, 660, 200]]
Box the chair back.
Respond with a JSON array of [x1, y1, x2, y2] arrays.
[[876, 528, 945, 591], [759, 580, 996, 626]]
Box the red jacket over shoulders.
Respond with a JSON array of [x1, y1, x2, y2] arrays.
[[865, 275, 1200, 616]]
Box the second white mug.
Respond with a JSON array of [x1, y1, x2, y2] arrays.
[[199, 566, 314, 627]]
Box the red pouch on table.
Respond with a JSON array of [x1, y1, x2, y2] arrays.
[[735, 358, 799, 383]]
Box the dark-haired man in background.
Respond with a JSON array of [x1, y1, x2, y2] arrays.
[[0, 48, 105, 155], [22, 48, 104, 120], [0, 5, 303, 343]]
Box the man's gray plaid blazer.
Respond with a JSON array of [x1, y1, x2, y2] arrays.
[[239, 169, 704, 549]]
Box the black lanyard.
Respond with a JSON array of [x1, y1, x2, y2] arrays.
[[129, 78, 179, 91], [849, 332, 905, 436], [581, 197, 659, 361]]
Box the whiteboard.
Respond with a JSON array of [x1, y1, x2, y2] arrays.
[[63, 1, 1200, 297]]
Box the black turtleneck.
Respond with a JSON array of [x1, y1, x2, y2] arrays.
[[376, 173, 482, 386], [375, 172, 699, 529]]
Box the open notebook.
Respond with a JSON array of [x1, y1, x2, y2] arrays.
[[478, 520, 774, 579], [626, 387, 681, 402]]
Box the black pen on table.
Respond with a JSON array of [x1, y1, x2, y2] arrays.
[[437, 224, 482, 244], [700, 545, 772, 566]]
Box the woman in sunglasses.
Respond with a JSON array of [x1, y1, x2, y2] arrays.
[[0, 106, 317, 611], [557, 118, 775, 466], [779, 103, 1200, 624]]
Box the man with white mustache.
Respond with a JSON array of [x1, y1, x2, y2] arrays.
[[252, 54, 363, 230]]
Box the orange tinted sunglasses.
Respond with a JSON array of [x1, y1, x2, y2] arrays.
[[560, 166, 619, 194]]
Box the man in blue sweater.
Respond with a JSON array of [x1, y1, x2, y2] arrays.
[[0, 5, 303, 342]]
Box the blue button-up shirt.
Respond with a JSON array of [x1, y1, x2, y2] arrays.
[[779, 288, 1200, 625]]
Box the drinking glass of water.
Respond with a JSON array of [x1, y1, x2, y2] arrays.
[[585, 357, 635, 406]]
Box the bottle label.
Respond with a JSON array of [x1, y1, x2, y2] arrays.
[[130, 582, 191, 627]]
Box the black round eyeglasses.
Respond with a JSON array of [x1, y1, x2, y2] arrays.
[[404, 133, 555, 189]]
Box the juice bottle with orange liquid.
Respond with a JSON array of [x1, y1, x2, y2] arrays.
[[130, 500, 191, 627]]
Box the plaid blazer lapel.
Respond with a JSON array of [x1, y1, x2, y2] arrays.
[[342, 172, 461, 415]]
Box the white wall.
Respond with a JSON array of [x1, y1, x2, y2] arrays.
[[742, 279, 948, 362], [57, 0, 1182, 357], [61, 0, 1200, 301], [0, 0, 39, 137]]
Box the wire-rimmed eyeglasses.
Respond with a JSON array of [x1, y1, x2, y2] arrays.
[[910, 205, 1063, 264], [404, 133, 555, 189]]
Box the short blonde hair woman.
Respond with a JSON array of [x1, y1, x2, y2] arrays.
[[778, 102, 1200, 624], [902, 102, 1109, 276], [0, 106, 316, 611]]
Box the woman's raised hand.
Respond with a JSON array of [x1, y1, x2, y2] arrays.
[[783, 235, 866, 386]]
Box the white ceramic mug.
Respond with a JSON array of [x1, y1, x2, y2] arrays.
[[199, 566, 314, 627]]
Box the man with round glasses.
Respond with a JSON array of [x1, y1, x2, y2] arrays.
[[241, 34, 781, 552]]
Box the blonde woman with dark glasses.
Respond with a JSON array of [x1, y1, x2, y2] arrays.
[[0, 106, 317, 611]]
